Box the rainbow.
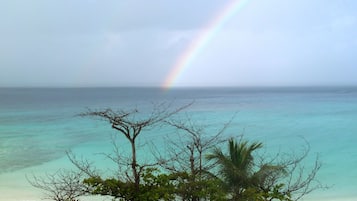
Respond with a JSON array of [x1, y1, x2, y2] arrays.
[[161, 0, 249, 90]]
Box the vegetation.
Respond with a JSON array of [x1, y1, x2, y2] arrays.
[[30, 104, 324, 201], [207, 139, 290, 201]]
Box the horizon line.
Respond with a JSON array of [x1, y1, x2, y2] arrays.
[[1, 84, 357, 89]]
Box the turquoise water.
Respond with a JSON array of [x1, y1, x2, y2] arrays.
[[0, 87, 357, 199]]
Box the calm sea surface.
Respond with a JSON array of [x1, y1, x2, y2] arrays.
[[0, 87, 356, 199]]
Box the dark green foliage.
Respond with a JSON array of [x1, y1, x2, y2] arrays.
[[171, 171, 226, 201], [83, 168, 176, 201], [83, 168, 226, 201]]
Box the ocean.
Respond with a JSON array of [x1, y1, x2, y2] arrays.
[[0, 87, 356, 200]]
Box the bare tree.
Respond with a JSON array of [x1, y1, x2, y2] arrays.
[[279, 143, 326, 200], [160, 115, 235, 201], [77, 102, 192, 200], [254, 139, 327, 200], [27, 168, 86, 201], [163, 115, 233, 174]]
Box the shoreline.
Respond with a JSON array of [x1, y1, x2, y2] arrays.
[[0, 156, 72, 201], [0, 139, 356, 201]]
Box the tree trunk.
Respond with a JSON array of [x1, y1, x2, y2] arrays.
[[130, 139, 140, 200]]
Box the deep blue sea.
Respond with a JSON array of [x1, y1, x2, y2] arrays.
[[0, 87, 356, 200]]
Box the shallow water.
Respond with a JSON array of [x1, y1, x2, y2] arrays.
[[0, 87, 356, 200]]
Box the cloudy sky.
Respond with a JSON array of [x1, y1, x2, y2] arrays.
[[0, 0, 356, 87]]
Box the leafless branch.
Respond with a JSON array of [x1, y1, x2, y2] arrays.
[[27, 169, 87, 201], [255, 138, 328, 200]]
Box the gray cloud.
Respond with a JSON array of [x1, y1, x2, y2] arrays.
[[0, 0, 356, 87]]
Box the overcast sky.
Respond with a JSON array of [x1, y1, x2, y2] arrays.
[[0, 0, 356, 87]]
